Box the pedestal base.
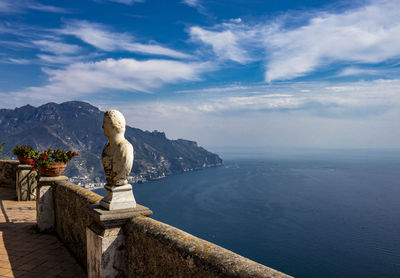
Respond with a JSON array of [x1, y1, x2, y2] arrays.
[[100, 184, 136, 210]]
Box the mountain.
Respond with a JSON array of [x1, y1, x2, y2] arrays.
[[0, 101, 223, 183]]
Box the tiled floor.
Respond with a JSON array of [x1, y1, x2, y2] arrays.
[[0, 187, 86, 278]]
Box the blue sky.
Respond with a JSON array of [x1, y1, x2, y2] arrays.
[[1, 0, 400, 149]]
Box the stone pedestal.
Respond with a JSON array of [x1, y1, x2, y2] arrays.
[[86, 204, 152, 278], [100, 184, 136, 210], [16, 164, 37, 201], [36, 175, 68, 232]]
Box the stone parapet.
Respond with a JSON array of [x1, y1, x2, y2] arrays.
[[52, 180, 103, 268], [37, 179, 291, 278], [0, 160, 19, 188], [36, 176, 68, 232], [125, 217, 292, 278]]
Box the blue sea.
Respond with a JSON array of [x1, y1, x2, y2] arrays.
[[94, 149, 400, 278]]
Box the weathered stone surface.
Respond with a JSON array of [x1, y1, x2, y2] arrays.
[[0, 160, 19, 188], [36, 176, 68, 232], [36, 185, 55, 232], [16, 164, 37, 201], [53, 180, 103, 268], [42, 179, 291, 278], [87, 203, 152, 229], [100, 184, 137, 210], [125, 217, 293, 278], [87, 224, 126, 278]]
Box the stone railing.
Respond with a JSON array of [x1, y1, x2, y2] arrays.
[[0, 160, 19, 188], [0, 160, 292, 278], [0, 160, 37, 200]]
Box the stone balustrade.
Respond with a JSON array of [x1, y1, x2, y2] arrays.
[[0, 160, 19, 188], [0, 160, 292, 278]]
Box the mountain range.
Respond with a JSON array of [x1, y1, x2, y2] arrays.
[[0, 101, 223, 183]]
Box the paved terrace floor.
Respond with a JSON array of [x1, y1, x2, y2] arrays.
[[0, 187, 86, 278]]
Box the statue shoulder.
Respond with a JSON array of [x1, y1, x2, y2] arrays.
[[117, 139, 133, 154]]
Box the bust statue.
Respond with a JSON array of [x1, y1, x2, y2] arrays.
[[100, 110, 136, 210], [102, 110, 133, 186]]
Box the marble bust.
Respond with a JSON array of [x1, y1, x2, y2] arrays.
[[102, 110, 133, 186], [100, 110, 136, 210]]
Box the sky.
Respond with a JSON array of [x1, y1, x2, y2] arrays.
[[0, 0, 400, 150]]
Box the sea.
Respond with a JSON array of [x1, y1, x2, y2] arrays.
[[94, 148, 400, 278]]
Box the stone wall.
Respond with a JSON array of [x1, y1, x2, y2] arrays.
[[125, 217, 291, 278], [0, 160, 19, 188], [50, 180, 290, 278], [52, 180, 102, 268]]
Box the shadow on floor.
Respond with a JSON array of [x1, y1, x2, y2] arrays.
[[0, 187, 86, 278]]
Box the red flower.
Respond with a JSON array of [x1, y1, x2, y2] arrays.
[[30, 160, 35, 165], [33, 167, 36, 171], [44, 155, 47, 160]]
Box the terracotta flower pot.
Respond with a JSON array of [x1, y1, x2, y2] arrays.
[[17, 155, 34, 165], [38, 162, 67, 177]]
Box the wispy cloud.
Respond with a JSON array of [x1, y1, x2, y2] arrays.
[[59, 20, 191, 59], [182, 0, 200, 8], [32, 40, 81, 55], [170, 79, 400, 116], [336, 67, 381, 77], [36, 54, 90, 65], [1, 58, 30, 64], [0, 0, 68, 14], [189, 1, 400, 82], [264, 1, 400, 82], [182, 0, 207, 14], [107, 0, 145, 5], [5, 58, 213, 103], [190, 26, 251, 64]]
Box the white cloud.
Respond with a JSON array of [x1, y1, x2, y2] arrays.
[[59, 20, 191, 59], [171, 79, 400, 114], [36, 54, 89, 64], [107, 0, 144, 4], [32, 40, 81, 55], [190, 26, 251, 64], [8, 58, 212, 102], [189, 1, 400, 82], [182, 0, 201, 8], [182, 0, 207, 14], [104, 78, 400, 149], [0, 0, 68, 14], [336, 67, 380, 77], [3, 58, 30, 64], [264, 1, 400, 81]]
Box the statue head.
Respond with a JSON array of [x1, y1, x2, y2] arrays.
[[103, 110, 126, 138]]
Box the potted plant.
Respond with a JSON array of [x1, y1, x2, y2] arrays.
[[12, 145, 38, 165], [33, 148, 78, 177]]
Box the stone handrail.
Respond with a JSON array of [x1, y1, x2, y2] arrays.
[[126, 217, 291, 278], [51, 179, 292, 277], [0, 160, 292, 277], [0, 160, 19, 188]]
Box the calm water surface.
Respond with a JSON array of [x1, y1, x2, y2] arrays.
[[94, 152, 400, 277]]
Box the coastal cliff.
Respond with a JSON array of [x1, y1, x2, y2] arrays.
[[0, 101, 223, 183]]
